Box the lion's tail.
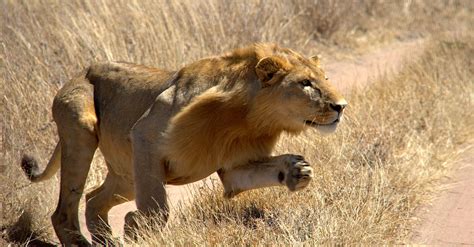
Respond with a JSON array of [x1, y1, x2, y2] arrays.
[[21, 142, 61, 182]]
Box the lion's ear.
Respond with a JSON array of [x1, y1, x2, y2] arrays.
[[256, 56, 285, 85], [310, 55, 321, 68]]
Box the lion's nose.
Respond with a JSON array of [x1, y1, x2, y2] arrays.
[[330, 101, 347, 113]]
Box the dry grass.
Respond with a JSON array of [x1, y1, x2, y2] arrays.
[[1, 0, 472, 245]]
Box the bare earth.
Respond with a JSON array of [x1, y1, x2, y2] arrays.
[[78, 39, 439, 240], [412, 146, 474, 245]]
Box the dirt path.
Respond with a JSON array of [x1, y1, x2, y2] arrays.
[[412, 146, 474, 245], [324, 39, 423, 91], [78, 38, 426, 240]]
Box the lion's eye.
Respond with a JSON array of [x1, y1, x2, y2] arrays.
[[300, 79, 312, 87]]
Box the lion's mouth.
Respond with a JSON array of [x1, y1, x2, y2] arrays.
[[304, 119, 339, 127]]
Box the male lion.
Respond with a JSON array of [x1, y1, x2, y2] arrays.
[[21, 43, 346, 245]]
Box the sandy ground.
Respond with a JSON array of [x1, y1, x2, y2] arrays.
[[412, 146, 474, 245], [324, 39, 423, 91], [78, 38, 428, 240]]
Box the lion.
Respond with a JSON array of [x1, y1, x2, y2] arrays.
[[20, 43, 347, 245]]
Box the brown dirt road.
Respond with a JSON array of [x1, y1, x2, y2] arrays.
[[78, 39, 437, 240], [412, 146, 474, 245]]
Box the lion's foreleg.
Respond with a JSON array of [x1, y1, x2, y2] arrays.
[[124, 133, 169, 239], [125, 106, 171, 240], [218, 154, 313, 198]]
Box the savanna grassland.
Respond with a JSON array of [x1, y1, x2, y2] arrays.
[[1, 0, 473, 245]]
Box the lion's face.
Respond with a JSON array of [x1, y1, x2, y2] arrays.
[[256, 53, 347, 134]]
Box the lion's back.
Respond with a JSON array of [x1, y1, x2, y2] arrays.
[[88, 61, 174, 128]]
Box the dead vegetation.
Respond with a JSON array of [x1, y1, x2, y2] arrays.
[[1, 0, 473, 245]]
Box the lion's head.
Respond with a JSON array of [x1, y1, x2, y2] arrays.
[[252, 45, 347, 134]]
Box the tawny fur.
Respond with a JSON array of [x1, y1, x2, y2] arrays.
[[21, 43, 346, 245]]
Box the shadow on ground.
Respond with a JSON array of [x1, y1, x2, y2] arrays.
[[1, 212, 57, 247]]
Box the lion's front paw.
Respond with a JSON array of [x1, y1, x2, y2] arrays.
[[282, 155, 313, 191]]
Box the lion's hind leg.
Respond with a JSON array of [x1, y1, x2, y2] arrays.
[[51, 75, 98, 246], [52, 129, 97, 246], [85, 170, 134, 245]]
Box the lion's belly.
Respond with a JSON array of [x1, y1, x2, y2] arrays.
[[95, 95, 167, 179], [97, 133, 134, 179], [95, 96, 159, 179], [90, 63, 175, 179]]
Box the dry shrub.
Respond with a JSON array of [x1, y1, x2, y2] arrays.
[[123, 36, 473, 245]]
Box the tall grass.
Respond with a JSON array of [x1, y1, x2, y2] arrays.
[[1, 0, 472, 245], [125, 36, 473, 245]]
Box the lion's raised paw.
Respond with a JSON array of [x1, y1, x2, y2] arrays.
[[282, 155, 313, 191]]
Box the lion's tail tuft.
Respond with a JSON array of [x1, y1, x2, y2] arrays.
[[21, 143, 61, 182], [21, 154, 40, 181]]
